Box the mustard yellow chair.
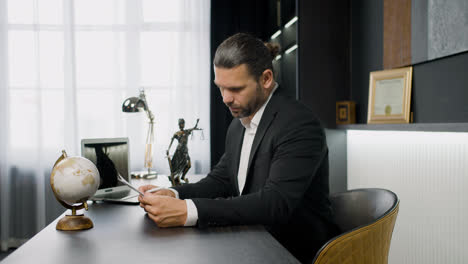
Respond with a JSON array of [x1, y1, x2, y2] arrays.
[[312, 188, 399, 264]]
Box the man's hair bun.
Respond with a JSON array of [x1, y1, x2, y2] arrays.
[[264, 42, 280, 60]]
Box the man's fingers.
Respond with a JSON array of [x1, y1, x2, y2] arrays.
[[146, 212, 161, 224], [140, 192, 161, 205], [151, 189, 176, 198], [139, 195, 186, 227], [147, 213, 171, 228], [144, 204, 161, 216], [146, 209, 168, 227], [138, 195, 151, 206]]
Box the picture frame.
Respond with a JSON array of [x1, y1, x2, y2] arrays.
[[336, 101, 356, 125], [367, 67, 413, 124]]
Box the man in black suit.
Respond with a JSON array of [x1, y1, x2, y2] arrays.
[[139, 33, 339, 263]]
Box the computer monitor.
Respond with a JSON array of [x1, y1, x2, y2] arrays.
[[81, 137, 130, 190]]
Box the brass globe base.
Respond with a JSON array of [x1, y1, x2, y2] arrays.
[[56, 215, 94, 231]]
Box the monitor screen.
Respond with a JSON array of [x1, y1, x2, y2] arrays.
[[81, 138, 129, 190]]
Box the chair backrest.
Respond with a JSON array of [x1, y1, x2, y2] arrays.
[[312, 188, 399, 264], [332, 188, 398, 232]]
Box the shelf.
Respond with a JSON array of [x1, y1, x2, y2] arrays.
[[336, 123, 468, 133]]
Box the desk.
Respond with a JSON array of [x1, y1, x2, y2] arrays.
[[2, 185, 300, 263]]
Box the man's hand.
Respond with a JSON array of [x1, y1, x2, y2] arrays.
[[138, 192, 187, 228], [138, 185, 176, 198]]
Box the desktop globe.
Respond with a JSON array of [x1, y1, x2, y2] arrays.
[[51, 154, 100, 204], [50, 150, 100, 231]]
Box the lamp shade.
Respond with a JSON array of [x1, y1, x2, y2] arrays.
[[122, 97, 147, 112]]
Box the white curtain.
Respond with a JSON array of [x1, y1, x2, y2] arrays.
[[0, 0, 210, 251]]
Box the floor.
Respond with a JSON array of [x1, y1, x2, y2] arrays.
[[0, 249, 16, 261]]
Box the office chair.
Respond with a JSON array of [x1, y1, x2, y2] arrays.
[[312, 188, 399, 264]]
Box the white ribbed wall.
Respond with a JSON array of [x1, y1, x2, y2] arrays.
[[347, 130, 468, 264]]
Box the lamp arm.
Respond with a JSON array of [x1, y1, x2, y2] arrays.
[[139, 89, 155, 173], [145, 108, 155, 123], [144, 120, 154, 171], [138, 89, 154, 122]]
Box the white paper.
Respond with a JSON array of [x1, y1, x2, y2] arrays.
[[374, 78, 404, 115]]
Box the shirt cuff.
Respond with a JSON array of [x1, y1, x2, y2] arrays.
[[184, 199, 199, 227]]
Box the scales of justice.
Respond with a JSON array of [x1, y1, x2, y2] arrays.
[[166, 118, 203, 186]]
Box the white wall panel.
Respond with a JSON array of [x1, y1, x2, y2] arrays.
[[347, 130, 468, 264]]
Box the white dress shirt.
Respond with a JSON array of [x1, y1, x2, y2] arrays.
[[181, 83, 278, 226]]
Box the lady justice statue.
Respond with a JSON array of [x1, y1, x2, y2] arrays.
[[166, 118, 202, 186]]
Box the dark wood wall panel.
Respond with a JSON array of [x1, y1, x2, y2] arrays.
[[383, 0, 412, 69], [298, 0, 350, 128]]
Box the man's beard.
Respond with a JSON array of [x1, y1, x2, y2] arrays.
[[227, 84, 266, 119]]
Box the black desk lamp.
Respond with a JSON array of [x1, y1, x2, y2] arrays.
[[122, 89, 157, 179]]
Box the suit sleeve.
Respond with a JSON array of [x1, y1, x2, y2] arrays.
[[172, 153, 234, 199], [191, 117, 327, 228]]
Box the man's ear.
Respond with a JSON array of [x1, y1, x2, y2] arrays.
[[261, 69, 274, 89]]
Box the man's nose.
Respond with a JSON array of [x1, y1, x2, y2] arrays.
[[222, 91, 234, 104]]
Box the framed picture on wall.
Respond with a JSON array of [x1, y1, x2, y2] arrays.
[[367, 67, 413, 124]]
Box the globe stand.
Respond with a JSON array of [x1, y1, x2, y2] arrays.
[[55, 202, 94, 231], [51, 150, 95, 231]]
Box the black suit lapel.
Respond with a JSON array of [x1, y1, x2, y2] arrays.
[[246, 94, 279, 176]]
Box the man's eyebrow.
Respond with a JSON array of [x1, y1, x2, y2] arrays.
[[214, 83, 245, 90], [226, 86, 244, 90]]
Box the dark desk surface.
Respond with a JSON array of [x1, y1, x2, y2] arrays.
[[2, 202, 300, 264]]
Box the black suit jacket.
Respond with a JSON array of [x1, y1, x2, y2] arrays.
[[174, 93, 338, 262]]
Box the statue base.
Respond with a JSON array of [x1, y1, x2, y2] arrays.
[[56, 215, 94, 231], [168, 175, 189, 187], [131, 170, 158, 179]]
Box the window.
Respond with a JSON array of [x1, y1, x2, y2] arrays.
[[3, 0, 211, 173]]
